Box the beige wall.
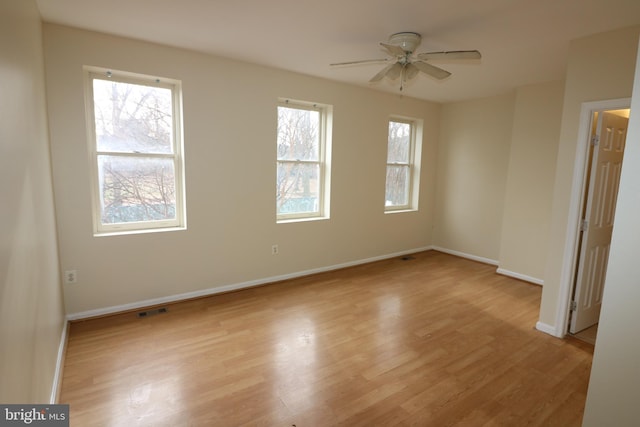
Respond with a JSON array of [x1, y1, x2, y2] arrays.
[[0, 1, 66, 403], [498, 80, 564, 282], [42, 24, 440, 315], [582, 35, 640, 427], [539, 25, 640, 332], [433, 93, 516, 262]]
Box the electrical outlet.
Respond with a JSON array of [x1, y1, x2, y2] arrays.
[[64, 270, 77, 284], [271, 244, 279, 255]]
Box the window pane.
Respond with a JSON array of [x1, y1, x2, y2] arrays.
[[98, 155, 176, 224], [277, 106, 319, 161], [385, 165, 410, 207], [93, 79, 173, 154], [277, 162, 320, 215], [387, 121, 411, 163]]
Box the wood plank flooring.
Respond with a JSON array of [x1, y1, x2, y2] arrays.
[[59, 251, 593, 426], [572, 323, 598, 345]]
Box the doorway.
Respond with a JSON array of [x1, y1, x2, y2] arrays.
[[568, 106, 630, 343]]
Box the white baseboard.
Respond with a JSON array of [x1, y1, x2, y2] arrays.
[[431, 246, 499, 266], [431, 248, 544, 286], [496, 268, 544, 286], [536, 321, 563, 338], [66, 246, 433, 321], [50, 319, 68, 404]]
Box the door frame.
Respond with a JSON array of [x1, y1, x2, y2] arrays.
[[556, 98, 631, 337]]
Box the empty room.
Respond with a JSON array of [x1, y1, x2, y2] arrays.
[[2, 0, 640, 425]]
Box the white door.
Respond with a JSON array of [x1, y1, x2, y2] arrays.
[[570, 112, 628, 334]]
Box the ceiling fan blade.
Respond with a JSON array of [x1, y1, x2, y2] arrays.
[[369, 63, 394, 82], [412, 61, 451, 80], [418, 50, 482, 61], [330, 58, 390, 66], [405, 63, 419, 80], [386, 62, 404, 80], [370, 62, 404, 82], [380, 42, 406, 57]]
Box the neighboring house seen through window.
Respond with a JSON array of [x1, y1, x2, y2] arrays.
[[84, 67, 186, 235]]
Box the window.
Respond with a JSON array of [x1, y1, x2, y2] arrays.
[[385, 118, 421, 211], [276, 100, 332, 221], [84, 67, 186, 234]]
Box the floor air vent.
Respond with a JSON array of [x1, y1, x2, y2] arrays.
[[137, 307, 168, 318], [401, 256, 415, 261]]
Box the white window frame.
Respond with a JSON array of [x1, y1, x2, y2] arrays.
[[84, 66, 186, 235], [276, 99, 332, 222], [385, 116, 423, 212]]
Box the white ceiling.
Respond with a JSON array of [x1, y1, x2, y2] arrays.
[[36, 0, 640, 103]]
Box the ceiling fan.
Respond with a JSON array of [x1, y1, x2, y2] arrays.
[[330, 32, 481, 91]]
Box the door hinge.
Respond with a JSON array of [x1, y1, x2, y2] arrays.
[[570, 300, 577, 311], [591, 135, 600, 146], [580, 219, 588, 232]]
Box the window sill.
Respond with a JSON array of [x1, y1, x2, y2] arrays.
[[94, 225, 187, 237], [277, 216, 329, 224], [384, 208, 417, 215]]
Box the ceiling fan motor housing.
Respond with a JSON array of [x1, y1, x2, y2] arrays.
[[389, 32, 422, 53]]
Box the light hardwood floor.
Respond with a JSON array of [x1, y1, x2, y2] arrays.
[[572, 323, 598, 345], [60, 251, 593, 426]]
